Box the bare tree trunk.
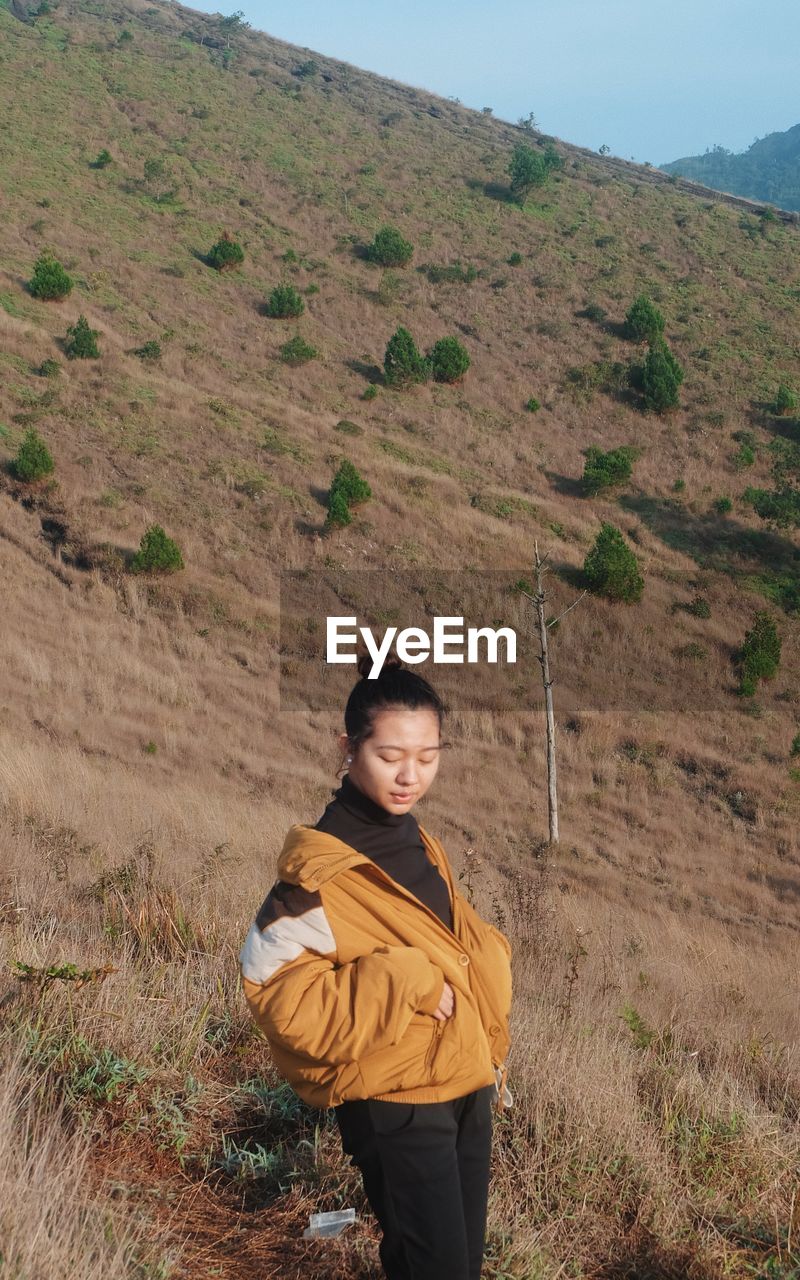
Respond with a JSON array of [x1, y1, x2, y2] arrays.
[[534, 542, 559, 843], [521, 541, 587, 849]]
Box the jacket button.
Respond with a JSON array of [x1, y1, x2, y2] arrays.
[[458, 953, 470, 966]]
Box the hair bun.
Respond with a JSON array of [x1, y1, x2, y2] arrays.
[[356, 649, 403, 680]]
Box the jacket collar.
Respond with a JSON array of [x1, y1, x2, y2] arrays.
[[277, 822, 449, 893]]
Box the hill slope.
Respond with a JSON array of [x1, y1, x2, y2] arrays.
[[661, 122, 800, 211], [1, 1, 799, 1276]]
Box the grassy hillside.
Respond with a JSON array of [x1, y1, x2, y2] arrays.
[[662, 123, 800, 213], [1, 0, 799, 1276]]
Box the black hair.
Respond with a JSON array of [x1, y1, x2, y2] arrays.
[[338, 649, 448, 770]]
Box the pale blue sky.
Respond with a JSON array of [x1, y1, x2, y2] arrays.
[[188, 0, 798, 162]]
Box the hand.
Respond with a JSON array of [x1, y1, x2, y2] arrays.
[[432, 980, 455, 1021]]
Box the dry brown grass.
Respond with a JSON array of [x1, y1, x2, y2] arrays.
[[1, 0, 799, 1273]]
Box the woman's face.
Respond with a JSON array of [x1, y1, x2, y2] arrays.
[[341, 706, 442, 814]]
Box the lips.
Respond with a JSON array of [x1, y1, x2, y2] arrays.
[[390, 792, 415, 802]]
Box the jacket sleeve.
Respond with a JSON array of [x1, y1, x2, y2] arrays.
[[239, 879, 445, 1066]]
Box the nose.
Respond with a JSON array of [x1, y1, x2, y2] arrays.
[[396, 762, 418, 787]]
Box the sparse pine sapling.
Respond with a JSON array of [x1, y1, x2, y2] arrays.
[[65, 314, 100, 359], [583, 522, 644, 603], [641, 337, 683, 412], [325, 459, 371, 529], [29, 251, 73, 301], [131, 524, 184, 574], [384, 326, 429, 388], [12, 428, 55, 482], [623, 294, 665, 343], [207, 230, 245, 271], [428, 336, 470, 384], [773, 383, 797, 416], [581, 445, 638, 496], [737, 610, 781, 696], [367, 226, 414, 267], [265, 284, 305, 318]]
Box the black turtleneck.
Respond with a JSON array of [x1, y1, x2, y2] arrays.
[[314, 773, 453, 931]]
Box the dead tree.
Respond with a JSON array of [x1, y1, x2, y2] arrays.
[[519, 540, 586, 845]]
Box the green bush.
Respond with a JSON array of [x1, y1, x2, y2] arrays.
[[525, 397, 541, 413], [207, 230, 244, 271], [12, 427, 54, 482], [39, 358, 61, 378], [131, 524, 184, 574], [325, 488, 351, 529], [641, 338, 683, 412], [772, 383, 797, 415], [624, 294, 665, 343], [384, 326, 429, 388], [362, 384, 379, 401], [325, 459, 371, 529], [264, 284, 305, 318], [64, 314, 100, 359], [29, 251, 73, 301], [279, 334, 318, 365], [422, 262, 477, 284], [790, 732, 800, 758], [334, 420, 363, 436], [91, 149, 113, 169], [428, 336, 470, 384], [581, 302, 607, 323], [583, 522, 643, 603], [714, 495, 733, 514], [737, 610, 780, 696], [686, 595, 711, 618], [507, 252, 523, 266], [733, 443, 755, 469], [367, 225, 414, 268], [581, 445, 638, 496], [508, 141, 562, 202], [134, 340, 161, 361]]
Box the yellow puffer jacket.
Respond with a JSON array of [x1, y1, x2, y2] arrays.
[[239, 823, 513, 1109]]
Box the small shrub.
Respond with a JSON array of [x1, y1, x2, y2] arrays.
[[673, 478, 685, 493], [64, 314, 100, 359], [264, 284, 305, 318], [279, 334, 318, 365], [293, 59, 318, 78], [507, 252, 523, 266], [12, 427, 55, 482], [428, 336, 470, 384], [91, 149, 113, 169], [207, 230, 244, 271], [325, 459, 371, 529], [686, 595, 711, 619], [367, 226, 414, 268], [790, 732, 800, 758], [29, 251, 73, 301], [525, 397, 541, 413], [384, 326, 429, 388], [583, 522, 644, 603], [733, 443, 755, 470], [737, 610, 781, 695], [714, 495, 733, 514], [623, 294, 665, 343], [581, 445, 638, 496], [772, 383, 797, 415], [334, 420, 363, 436], [131, 524, 184, 574], [134, 340, 161, 361], [508, 140, 562, 202], [422, 262, 477, 284], [39, 358, 61, 378], [641, 338, 683, 412], [362, 384, 379, 401], [581, 302, 607, 323]]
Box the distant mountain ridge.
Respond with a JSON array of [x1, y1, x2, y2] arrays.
[[660, 122, 800, 211]]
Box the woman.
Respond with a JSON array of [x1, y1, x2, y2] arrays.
[[239, 651, 513, 1280]]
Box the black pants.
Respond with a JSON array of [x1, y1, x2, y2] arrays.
[[333, 1083, 495, 1280]]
